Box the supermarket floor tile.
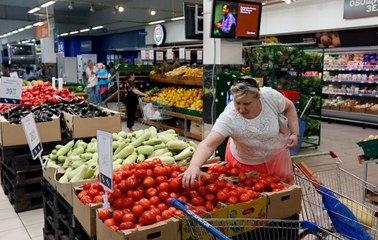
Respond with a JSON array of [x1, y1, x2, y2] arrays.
[[0, 120, 377, 239]]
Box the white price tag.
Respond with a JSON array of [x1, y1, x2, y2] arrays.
[[9, 72, 20, 79], [141, 50, 146, 60], [197, 50, 203, 62], [167, 49, 173, 62], [185, 50, 191, 62], [97, 130, 113, 192], [0, 77, 22, 104], [179, 48, 185, 60], [21, 113, 43, 160], [149, 50, 154, 61], [156, 52, 164, 62]]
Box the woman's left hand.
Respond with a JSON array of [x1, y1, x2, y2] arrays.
[[287, 134, 298, 148]]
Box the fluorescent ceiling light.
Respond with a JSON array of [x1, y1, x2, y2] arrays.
[[41, 1, 56, 8], [33, 22, 44, 26], [12, 30, 18, 34], [32, 39, 36, 42], [80, 28, 90, 32], [28, 7, 40, 14], [118, 6, 124, 12], [150, 10, 156, 16], [171, 16, 184, 21], [148, 20, 165, 25], [60, 33, 68, 36], [6, 33, 12, 36], [18, 28, 25, 32], [69, 31, 79, 34], [24, 25, 33, 29], [92, 25, 103, 30]]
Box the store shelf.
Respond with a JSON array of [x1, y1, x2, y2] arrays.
[[323, 79, 378, 84], [324, 67, 378, 72], [321, 109, 378, 126], [323, 92, 378, 98], [149, 75, 202, 87]]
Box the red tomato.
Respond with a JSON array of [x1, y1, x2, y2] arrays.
[[228, 190, 240, 198], [157, 203, 168, 212], [156, 215, 163, 222], [126, 176, 138, 189], [77, 190, 88, 200], [228, 196, 238, 204], [229, 167, 240, 176], [82, 182, 92, 191], [204, 201, 214, 211], [139, 198, 151, 210], [158, 191, 169, 202], [239, 193, 250, 203], [238, 172, 248, 182], [80, 195, 92, 204], [119, 221, 135, 230], [112, 189, 122, 199], [132, 204, 144, 217], [254, 183, 265, 192], [104, 218, 116, 228], [178, 196, 189, 203], [113, 209, 125, 223], [150, 207, 161, 216], [150, 196, 160, 206], [161, 210, 173, 220], [244, 178, 253, 186], [122, 197, 134, 209], [174, 210, 184, 216], [135, 169, 147, 179], [117, 180, 128, 193], [146, 187, 158, 198], [122, 213, 136, 223], [113, 173, 123, 184], [88, 188, 99, 199], [197, 186, 207, 196], [143, 176, 156, 189], [204, 194, 215, 202], [190, 197, 204, 206], [156, 176, 168, 184], [98, 209, 111, 222], [153, 166, 167, 177], [216, 191, 229, 203], [93, 195, 104, 203], [215, 180, 227, 189], [206, 184, 217, 194], [170, 171, 180, 178], [109, 225, 119, 231], [113, 198, 124, 210], [158, 182, 170, 192], [169, 192, 179, 199], [139, 210, 157, 225], [132, 190, 143, 201]]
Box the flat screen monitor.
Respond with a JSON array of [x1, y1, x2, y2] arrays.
[[211, 0, 262, 40]]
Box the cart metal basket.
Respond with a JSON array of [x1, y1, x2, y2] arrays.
[[138, 98, 172, 131]]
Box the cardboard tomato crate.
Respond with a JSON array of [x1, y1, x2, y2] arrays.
[[62, 108, 121, 139], [0, 115, 61, 147], [73, 185, 103, 237], [180, 206, 228, 240], [262, 184, 302, 219], [226, 196, 268, 237], [42, 166, 59, 189], [96, 208, 181, 240]]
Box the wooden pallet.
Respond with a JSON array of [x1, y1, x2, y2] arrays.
[[1, 163, 42, 185]]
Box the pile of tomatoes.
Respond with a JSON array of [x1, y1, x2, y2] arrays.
[[76, 159, 287, 232]]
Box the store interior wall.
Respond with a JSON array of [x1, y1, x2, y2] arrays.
[[261, 0, 378, 36]]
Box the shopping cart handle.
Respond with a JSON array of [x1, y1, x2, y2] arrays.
[[170, 198, 188, 208], [329, 151, 338, 158]]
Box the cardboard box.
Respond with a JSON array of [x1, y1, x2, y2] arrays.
[[96, 209, 181, 240], [226, 196, 268, 237], [190, 121, 202, 136], [0, 115, 61, 147], [63, 108, 121, 139], [73, 185, 103, 237], [263, 184, 302, 219], [43, 166, 59, 189], [181, 206, 228, 240], [54, 168, 96, 206]]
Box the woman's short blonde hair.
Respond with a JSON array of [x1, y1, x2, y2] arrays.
[[230, 76, 260, 101], [97, 63, 105, 69]]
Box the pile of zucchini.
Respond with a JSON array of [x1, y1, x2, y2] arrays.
[[47, 126, 197, 183]]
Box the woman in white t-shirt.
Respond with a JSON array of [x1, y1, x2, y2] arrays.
[[182, 76, 299, 188], [85, 60, 98, 104]]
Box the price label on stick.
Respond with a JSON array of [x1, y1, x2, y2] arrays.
[[149, 49, 154, 61], [0, 77, 22, 104], [21, 113, 44, 163], [197, 50, 203, 63], [97, 130, 113, 193], [179, 48, 185, 62], [185, 50, 191, 62]]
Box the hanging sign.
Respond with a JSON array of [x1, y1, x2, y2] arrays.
[[179, 48, 185, 62], [97, 130, 113, 192], [166, 49, 173, 63], [141, 50, 147, 60], [149, 49, 154, 61], [36, 22, 49, 39], [21, 113, 43, 160], [343, 0, 378, 19], [0, 77, 22, 104], [197, 50, 203, 64], [186, 50, 191, 62], [156, 51, 164, 63]]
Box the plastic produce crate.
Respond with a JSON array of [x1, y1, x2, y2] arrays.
[[357, 139, 378, 159]]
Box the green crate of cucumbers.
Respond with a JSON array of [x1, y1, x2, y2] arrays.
[[357, 135, 378, 159]]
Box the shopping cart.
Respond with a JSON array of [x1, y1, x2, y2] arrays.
[[138, 97, 172, 131], [171, 198, 343, 240], [293, 151, 378, 240]]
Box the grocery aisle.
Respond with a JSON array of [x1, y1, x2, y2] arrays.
[[0, 121, 377, 240]]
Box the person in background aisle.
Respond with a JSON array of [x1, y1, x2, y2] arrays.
[[108, 62, 116, 76], [23, 66, 37, 81], [85, 60, 98, 104], [1, 62, 10, 77], [123, 72, 148, 132], [96, 62, 111, 105], [182, 76, 299, 188]]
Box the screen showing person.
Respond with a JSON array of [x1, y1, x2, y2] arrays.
[[235, 2, 261, 38], [212, 2, 238, 37]]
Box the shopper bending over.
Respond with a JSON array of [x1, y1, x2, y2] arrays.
[[123, 72, 147, 132], [96, 62, 111, 105], [182, 76, 299, 188]]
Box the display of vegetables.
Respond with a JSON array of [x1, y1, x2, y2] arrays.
[[1, 105, 56, 124], [77, 160, 287, 231], [47, 127, 197, 182]]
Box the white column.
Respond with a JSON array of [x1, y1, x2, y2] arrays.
[[40, 6, 56, 64]]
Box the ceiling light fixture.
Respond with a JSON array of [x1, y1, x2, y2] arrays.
[[92, 25, 103, 30], [18, 28, 25, 32], [80, 28, 90, 32], [148, 20, 165, 25], [171, 16, 184, 21], [285, 0, 291, 4], [33, 22, 44, 26], [118, 6, 124, 12], [150, 9, 156, 16], [68, 2, 74, 10], [41, 1, 56, 8], [69, 31, 79, 35], [90, 4, 95, 12], [60, 33, 69, 36], [28, 7, 40, 14], [24, 25, 33, 29], [11, 30, 18, 34]]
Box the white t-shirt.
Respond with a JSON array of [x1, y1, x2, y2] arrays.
[[85, 66, 98, 88], [212, 87, 286, 165]]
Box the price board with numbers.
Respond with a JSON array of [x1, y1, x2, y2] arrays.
[[97, 130, 113, 192], [21, 113, 43, 160], [0, 77, 22, 104]]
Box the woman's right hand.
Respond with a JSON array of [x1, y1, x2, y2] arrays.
[[181, 165, 201, 188]]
